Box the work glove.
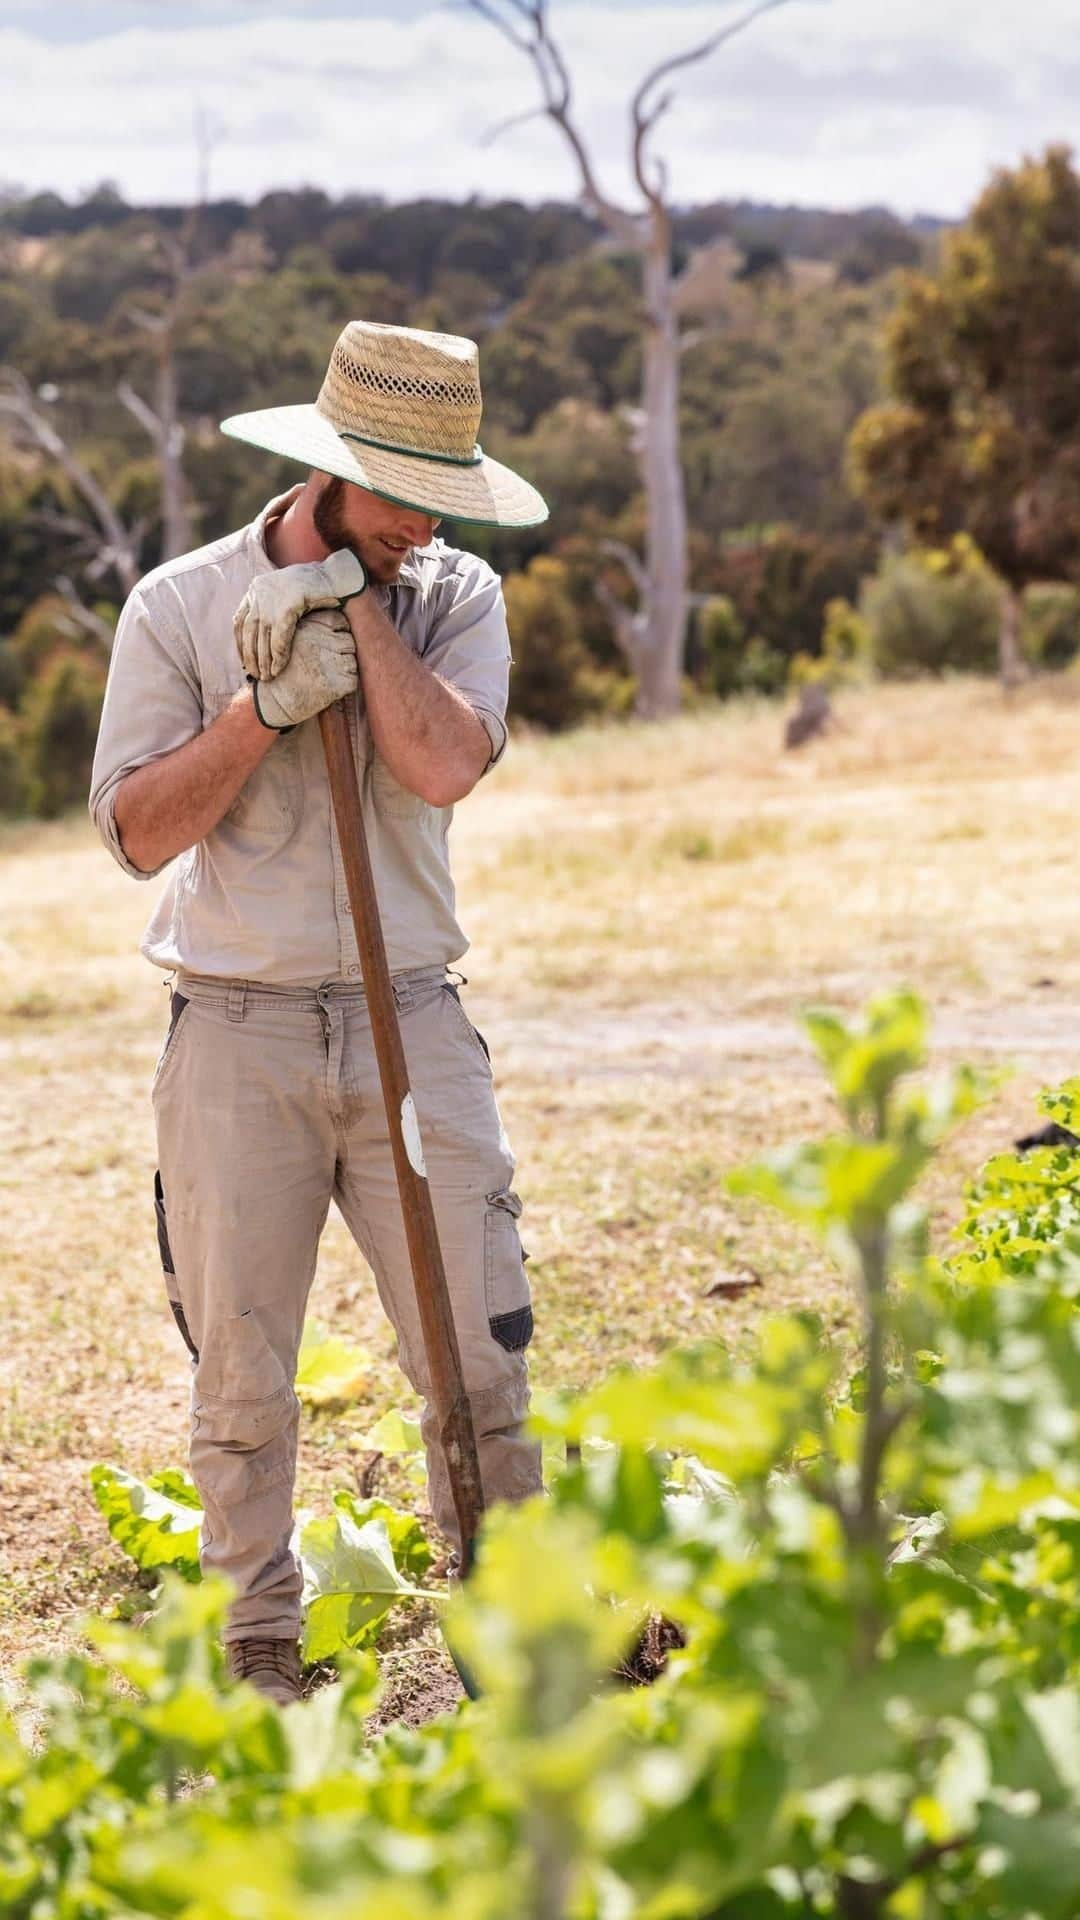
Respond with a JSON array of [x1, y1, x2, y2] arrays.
[[249, 607, 358, 731], [234, 548, 366, 680]]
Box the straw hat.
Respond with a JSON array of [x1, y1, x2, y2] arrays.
[[220, 319, 549, 528]]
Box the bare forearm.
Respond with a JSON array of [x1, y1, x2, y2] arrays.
[[113, 688, 276, 873], [345, 595, 490, 806]]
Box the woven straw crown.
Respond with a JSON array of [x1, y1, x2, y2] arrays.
[[219, 317, 549, 528], [317, 322, 483, 464]]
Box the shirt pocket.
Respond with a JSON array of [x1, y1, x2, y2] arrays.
[[370, 748, 426, 820], [203, 683, 304, 838]]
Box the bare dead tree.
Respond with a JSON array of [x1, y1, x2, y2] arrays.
[[0, 367, 142, 602], [0, 112, 227, 655], [470, 0, 789, 717], [112, 104, 227, 564], [119, 248, 195, 565], [53, 576, 118, 653]]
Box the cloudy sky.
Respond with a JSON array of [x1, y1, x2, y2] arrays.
[[0, 0, 1074, 220]]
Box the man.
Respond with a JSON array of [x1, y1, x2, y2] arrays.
[[89, 319, 549, 1706]]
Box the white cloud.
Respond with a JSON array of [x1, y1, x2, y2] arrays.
[[0, 2, 1075, 217]]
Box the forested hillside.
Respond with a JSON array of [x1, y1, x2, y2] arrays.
[[0, 183, 929, 811]]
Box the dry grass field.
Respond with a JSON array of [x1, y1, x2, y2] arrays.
[[3, 674, 1080, 1696]]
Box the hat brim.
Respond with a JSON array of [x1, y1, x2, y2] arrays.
[[220, 404, 548, 529]]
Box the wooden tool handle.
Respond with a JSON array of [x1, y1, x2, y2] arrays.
[[318, 701, 485, 1569]]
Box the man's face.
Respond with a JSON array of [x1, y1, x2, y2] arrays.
[[311, 475, 442, 585]]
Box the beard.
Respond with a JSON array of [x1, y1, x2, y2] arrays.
[[312, 476, 400, 585]]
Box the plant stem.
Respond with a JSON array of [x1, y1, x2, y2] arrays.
[[853, 1223, 889, 1552]]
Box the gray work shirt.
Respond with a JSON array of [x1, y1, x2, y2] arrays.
[[89, 485, 510, 983]]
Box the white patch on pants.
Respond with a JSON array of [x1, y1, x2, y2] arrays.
[[400, 1091, 427, 1177]]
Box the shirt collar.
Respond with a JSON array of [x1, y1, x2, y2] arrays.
[[249, 488, 427, 593]]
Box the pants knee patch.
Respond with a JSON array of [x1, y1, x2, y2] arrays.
[[193, 1309, 295, 1449], [193, 1380, 297, 1452], [484, 1187, 534, 1353]]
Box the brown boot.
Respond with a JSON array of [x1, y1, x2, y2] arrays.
[[226, 1635, 303, 1707]]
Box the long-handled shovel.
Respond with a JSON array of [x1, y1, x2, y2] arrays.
[[318, 703, 486, 1588]]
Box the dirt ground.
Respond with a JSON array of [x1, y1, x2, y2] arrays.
[[3, 675, 1080, 1720]]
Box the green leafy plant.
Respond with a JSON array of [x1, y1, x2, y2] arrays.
[[91, 1465, 435, 1661], [6, 991, 1078, 1918], [90, 1463, 202, 1579]]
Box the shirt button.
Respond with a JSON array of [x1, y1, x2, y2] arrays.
[[347, 964, 360, 976]]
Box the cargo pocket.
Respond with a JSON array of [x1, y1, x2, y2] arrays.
[[154, 1169, 198, 1362], [442, 982, 491, 1063], [484, 1187, 534, 1352]]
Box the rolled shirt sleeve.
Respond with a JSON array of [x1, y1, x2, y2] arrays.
[[419, 557, 511, 772], [88, 583, 203, 879]]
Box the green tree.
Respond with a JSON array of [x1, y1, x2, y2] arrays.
[[850, 144, 1080, 685], [503, 555, 617, 728]]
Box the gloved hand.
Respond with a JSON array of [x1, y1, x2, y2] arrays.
[[234, 548, 366, 680], [249, 608, 358, 731]]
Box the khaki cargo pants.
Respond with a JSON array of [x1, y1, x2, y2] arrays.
[[151, 963, 542, 1644]]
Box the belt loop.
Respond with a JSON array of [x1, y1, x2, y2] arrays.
[[227, 982, 247, 1023]]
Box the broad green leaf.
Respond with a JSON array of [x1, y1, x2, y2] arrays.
[[16, 1754, 101, 1839], [353, 1407, 424, 1454], [0, 1837, 38, 1910], [1023, 1686, 1080, 1799], [294, 1319, 372, 1406], [90, 1463, 202, 1576], [948, 1473, 1060, 1541], [332, 1490, 434, 1582], [299, 1503, 428, 1663]]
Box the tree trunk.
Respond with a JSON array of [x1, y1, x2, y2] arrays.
[[156, 342, 193, 561], [998, 583, 1027, 690], [636, 241, 688, 719]]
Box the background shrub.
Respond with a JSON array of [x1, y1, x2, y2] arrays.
[[504, 556, 627, 729], [19, 652, 105, 818], [1023, 580, 1080, 669], [859, 535, 1003, 676], [0, 709, 26, 815]]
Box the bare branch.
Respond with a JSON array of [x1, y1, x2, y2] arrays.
[[127, 304, 170, 336], [31, 507, 101, 545], [601, 537, 648, 601], [631, 88, 676, 215], [118, 380, 164, 449], [466, 0, 643, 247], [477, 104, 550, 149], [630, 0, 790, 209], [633, 0, 790, 123], [53, 575, 116, 653], [192, 97, 226, 206], [86, 514, 148, 583], [0, 368, 140, 597], [465, 0, 536, 55], [594, 573, 648, 675]]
